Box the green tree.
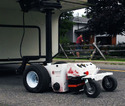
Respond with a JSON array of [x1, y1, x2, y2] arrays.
[[82, 14, 87, 18], [86, 0, 125, 35], [59, 11, 74, 37]]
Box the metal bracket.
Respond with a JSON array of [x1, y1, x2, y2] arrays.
[[85, 79, 92, 91]]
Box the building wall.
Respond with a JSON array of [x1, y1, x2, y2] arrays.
[[73, 23, 85, 43], [95, 34, 125, 45], [117, 34, 125, 44]]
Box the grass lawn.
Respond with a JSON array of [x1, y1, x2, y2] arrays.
[[54, 57, 125, 62]]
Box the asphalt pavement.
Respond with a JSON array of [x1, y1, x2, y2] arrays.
[[0, 63, 124, 106]]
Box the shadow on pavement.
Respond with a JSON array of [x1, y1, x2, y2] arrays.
[[0, 64, 21, 76]]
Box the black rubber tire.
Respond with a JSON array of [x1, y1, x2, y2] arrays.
[[23, 64, 51, 93], [54, 61, 67, 64], [102, 76, 117, 91], [84, 80, 101, 98]]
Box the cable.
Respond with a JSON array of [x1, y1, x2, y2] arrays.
[[20, 12, 25, 58]]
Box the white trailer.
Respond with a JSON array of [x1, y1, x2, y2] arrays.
[[0, 0, 88, 64], [0, 0, 117, 98]]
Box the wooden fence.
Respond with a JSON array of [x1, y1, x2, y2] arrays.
[[58, 43, 125, 60]]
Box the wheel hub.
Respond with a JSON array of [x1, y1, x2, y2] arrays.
[[26, 71, 39, 88], [87, 85, 95, 95]]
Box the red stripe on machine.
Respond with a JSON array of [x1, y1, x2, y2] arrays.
[[68, 82, 85, 87]]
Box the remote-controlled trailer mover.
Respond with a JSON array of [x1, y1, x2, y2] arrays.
[[0, 0, 117, 98], [24, 62, 117, 98]]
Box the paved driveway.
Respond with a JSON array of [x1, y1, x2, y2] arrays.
[[0, 64, 124, 106]]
